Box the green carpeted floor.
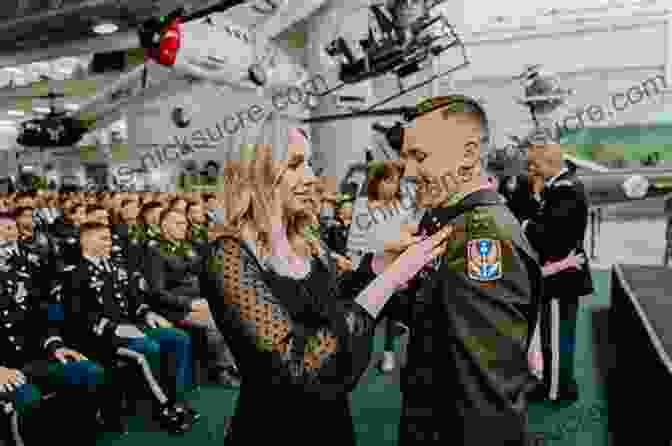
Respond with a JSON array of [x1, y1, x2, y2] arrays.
[[97, 271, 612, 446]]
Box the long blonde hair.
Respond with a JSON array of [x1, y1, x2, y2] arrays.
[[218, 114, 313, 257], [220, 144, 276, 253]]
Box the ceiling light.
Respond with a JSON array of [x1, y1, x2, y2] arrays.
[[33, 107, 50, 114], [92, 23, 119, 34], [6, 110, 25, 117], [0, 120, 16, 126]]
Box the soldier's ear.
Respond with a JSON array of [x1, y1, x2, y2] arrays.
[[463, 142, 479, 166]]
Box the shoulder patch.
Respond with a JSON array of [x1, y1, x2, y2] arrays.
[[466, 238, 503, 282]]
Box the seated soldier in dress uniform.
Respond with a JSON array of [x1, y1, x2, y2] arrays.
[[85, 205, 127, 264], [15, 207, 51, 262], [145, 209, 240, 386], [61, 222, 200, 434], [0, 211, 106, 444], [49, 203, 86, 269], [112, 198, 145, 272]]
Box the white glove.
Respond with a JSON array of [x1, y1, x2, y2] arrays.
[[115, 324, 146, 339]]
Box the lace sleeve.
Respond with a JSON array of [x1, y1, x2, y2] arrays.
[[206, 237, 375, 395]]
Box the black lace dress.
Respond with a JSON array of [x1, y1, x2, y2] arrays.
[[201, 236, 377, 445]]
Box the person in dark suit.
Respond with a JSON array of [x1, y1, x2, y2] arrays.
[[62, 222, 198, 434], [48, 203, 86, 275], [498, 174, 543, 224], [0, 211, 106, 444], [523, 135, 594, 404]]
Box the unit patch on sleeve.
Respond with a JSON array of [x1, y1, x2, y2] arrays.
[[466, 238, 503, 281]]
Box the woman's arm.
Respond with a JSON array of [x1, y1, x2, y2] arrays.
[[206, 237, 376, 395]]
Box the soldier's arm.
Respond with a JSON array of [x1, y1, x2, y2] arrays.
[[131, 270, 153, 322], [64, 267, 123, 345]]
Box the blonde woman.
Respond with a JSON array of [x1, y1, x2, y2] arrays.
[[202, 118, 451, 446]]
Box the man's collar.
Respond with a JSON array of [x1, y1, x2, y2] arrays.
[[0, 241, 18, 253], [442, 184, 489, 208], [545, 167, 569, 188], [84, 254, 109, 265]]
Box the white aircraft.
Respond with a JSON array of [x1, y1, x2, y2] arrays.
[[0, 0, 296, 68], [65, 0, 328, 121], [3, 0, 329, 149], [50, 1, 329, 189]]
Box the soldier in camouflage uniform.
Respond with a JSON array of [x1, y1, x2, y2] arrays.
[[383, 96, 543, 446]]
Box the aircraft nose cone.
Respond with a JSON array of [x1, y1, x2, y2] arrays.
[[622, 175, 650, 199]]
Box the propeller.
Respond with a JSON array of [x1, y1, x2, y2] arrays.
[[514, 64, 573, 121]]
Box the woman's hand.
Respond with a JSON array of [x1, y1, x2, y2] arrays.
[[564, 249, 586, 269], [385, 225, 453, 276]]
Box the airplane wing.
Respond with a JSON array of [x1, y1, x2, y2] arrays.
[[578, 168, 672, 206], [563, 154, 610, 173], [68, 12, 312, 136]]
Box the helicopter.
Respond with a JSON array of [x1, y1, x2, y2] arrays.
[[322, 0, 469, 110], [15, 91, 88, 148]]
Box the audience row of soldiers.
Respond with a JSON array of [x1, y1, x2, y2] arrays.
[[0, 190, 245, 444]]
